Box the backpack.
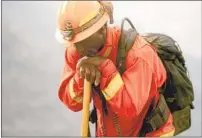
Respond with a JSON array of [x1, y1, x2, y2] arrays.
[[116, 17, 195, 136]]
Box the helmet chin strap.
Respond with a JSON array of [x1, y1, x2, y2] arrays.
[[98, 0, 114, 24]]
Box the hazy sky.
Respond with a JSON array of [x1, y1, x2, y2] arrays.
[[2, 1, 201, 137]]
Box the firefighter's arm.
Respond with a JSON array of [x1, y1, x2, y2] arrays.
[[98, 54, 155, 118], [58, 48, 84, 112]]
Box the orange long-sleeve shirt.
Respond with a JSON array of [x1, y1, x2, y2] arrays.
[[58, 27, 175, 137]]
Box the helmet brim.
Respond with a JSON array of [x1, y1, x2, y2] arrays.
[[66, 12, 109, 45]]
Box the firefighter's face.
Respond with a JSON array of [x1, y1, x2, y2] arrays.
[[74, 24, 107, 57]]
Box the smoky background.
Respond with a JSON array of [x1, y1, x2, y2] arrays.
[[2, 1, 201, 136]]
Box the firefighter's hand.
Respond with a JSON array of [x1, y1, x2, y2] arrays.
[[78, 63, 101, 86], [76, 56, 107, 86], [76, 56, 107, 68]]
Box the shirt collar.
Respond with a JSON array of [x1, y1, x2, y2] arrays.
[[97, 27, 113, 56]]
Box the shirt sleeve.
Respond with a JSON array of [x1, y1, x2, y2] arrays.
[[98, 45, 166, 118], [58, 47, 85, 112]]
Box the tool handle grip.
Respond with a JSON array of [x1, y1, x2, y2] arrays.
[[81, 79, 92, 136]]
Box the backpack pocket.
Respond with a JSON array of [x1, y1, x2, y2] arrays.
[[172, 106, 191, 135]]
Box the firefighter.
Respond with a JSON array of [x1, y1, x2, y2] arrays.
[[56, 1, 175, 137]]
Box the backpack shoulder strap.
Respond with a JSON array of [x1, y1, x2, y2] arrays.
[[116, 18, 138, 74]]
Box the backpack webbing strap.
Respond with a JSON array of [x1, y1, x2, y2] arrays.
[[116, 18, 138, 75], [139, 94, 169, 136]]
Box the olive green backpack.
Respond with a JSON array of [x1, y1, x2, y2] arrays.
[[117, 18, 195, 136]]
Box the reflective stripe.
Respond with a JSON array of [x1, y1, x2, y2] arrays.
[[160, 130, 175, 137], [79, 8, 99, 26], [103, 47, 113, 57], [69, 78, 83, 103], [102, 73, 124, 100]]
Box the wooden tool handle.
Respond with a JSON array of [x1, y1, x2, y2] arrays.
[[81, 79, 92, 136]]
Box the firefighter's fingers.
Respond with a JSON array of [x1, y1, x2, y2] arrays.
[[79, 64, 86, 79], [85, 66, 91, 82], [79, 64, 87, 79], [89, 66, 96, 84], [76, 56, 89, 70], [94, 68, 101, 86]]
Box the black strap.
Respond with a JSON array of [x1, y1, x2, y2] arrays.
[[139, 97, 156, 137], [92, 84, 108, 115], [116, 18, 138, 75], [139, 94, 169, 136], [89, 84, 108, 136], [89, 105, 97, 136], [89, 105, 97, 124]]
